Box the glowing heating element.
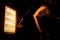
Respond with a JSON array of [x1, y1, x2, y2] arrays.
[[4, 6, 16, 34], [33, 6, 46, 32]]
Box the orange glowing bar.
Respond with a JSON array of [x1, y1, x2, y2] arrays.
[[4, 6, 16, 34], [33, 6, 46, 32]]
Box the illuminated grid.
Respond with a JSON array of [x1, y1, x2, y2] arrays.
[[4, 6, 16, 34]]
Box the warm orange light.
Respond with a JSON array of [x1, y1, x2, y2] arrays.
[[33, 6, 47, 32], [4, 6, 16, 34]]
